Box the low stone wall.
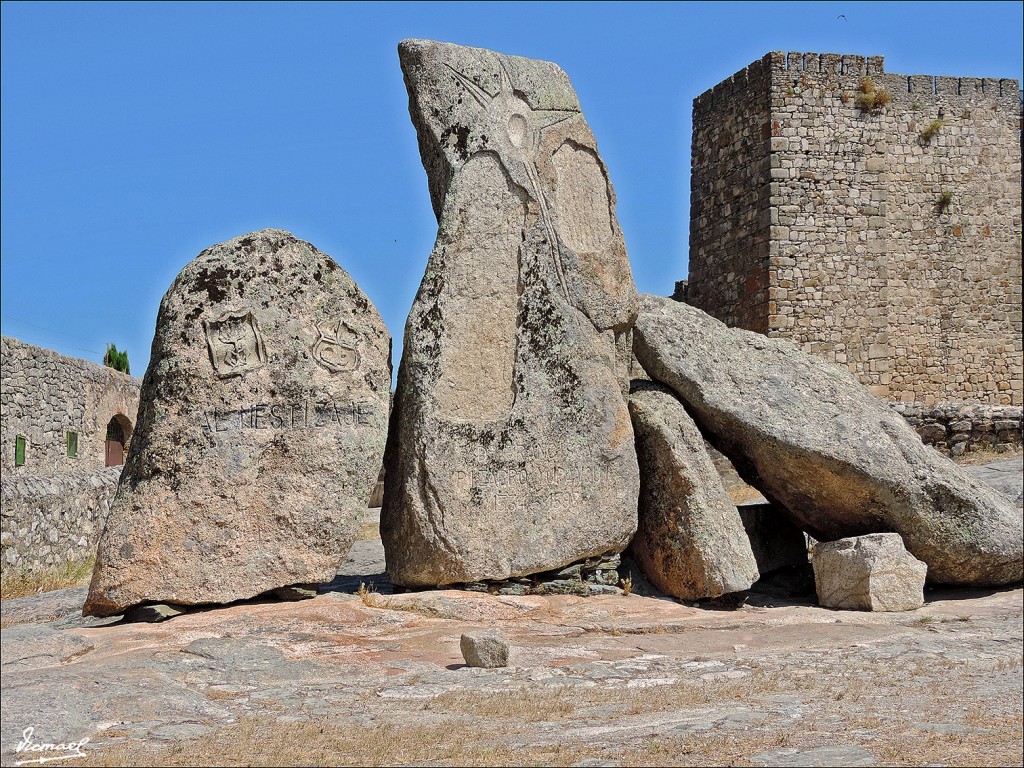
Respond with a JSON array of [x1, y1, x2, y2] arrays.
[[890, 403, 1023, 456], [0, 466, 121, 575]]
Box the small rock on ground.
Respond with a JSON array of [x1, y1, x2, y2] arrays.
[[461, 630, 510, 668]]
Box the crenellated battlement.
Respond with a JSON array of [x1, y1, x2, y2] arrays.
[[769, 49, 1018, 96], [775, 50, 884, 77], [692, 53, 775, 110]]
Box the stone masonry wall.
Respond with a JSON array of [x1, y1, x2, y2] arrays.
[[1, 336, 142, 475], [1, 465, 121, 574], [876, 69, 1021, 405], [688, 51, 1022, 407], [766, 52, 892, 395], [687, 54, 774, 334]]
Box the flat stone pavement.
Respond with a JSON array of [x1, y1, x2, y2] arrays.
[[1, 462, 1022, 767]]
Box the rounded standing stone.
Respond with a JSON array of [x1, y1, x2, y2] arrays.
[[83, 229, 391, 617]]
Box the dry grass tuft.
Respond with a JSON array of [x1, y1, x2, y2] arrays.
[[620, 574, 633, 596], [919, 119, 944, 143], [89, 717, 601, 767], [428, 688, 578, 722], [355, 581, 386, 608], [854, 77, 892, 112], [81, 661, 1024, 767], [935, 190, 954, 213], [0, 555, 95, 600], [355, 520, 380, 541]]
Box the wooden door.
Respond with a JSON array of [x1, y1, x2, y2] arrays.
[[105, 439, 124, 467]]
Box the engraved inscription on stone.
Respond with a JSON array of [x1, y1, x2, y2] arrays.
[[204, 310, 266, 378], [312, 319, 361, 373], [199, 399, 374, 433]]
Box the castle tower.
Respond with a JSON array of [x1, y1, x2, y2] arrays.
[[686, 52, 1022, 407]]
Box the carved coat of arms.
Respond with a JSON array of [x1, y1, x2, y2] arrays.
[[312, 319, 360, 373], [203, 310, 267, 378]]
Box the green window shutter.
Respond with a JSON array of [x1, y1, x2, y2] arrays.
[[15, 435, 26, 466], [67, 431, 78, 458]]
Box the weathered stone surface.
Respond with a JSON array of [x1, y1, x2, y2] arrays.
[[1, 623, 94, 671], [738, 502, 810, 577], [2, 572, 1022, 764], [633, 294, 1023, 587], [460, 630, 510, 668], [749, 745, 877, 767], [84, 229, 391, 616], [382, 40, 639, 586], [813, 533, 926, 612], [962, 458, 1024, 510], [1, 587, 90, 628], [628, 381, 758, 599]]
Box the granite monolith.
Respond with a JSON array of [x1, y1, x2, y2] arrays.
[[628, 381, 759, 599], [84, 229, 391, 616], [382, 40, 640, 587]]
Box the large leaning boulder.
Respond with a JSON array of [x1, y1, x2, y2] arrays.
[[382, 40, 639, 587], [84, 229, 391, 616], [813, 534, 926, 612], [633, 294, 1022, 587], [628, 381, 758, 599]]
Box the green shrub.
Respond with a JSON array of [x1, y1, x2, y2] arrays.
[[103, 343, 130, 375]]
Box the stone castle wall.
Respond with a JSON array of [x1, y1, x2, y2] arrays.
[[688, 54, 774, 334], [688, 51, 1022, 407], [1, 336, 141, 475], [1, 338, 140, 573]]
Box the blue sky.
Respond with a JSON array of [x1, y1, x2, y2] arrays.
[[2, 1, 1021, 376]]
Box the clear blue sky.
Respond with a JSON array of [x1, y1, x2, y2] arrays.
[[2, 1, 1021, 376]]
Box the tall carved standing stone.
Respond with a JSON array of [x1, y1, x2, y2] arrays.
[[383, 40, 639, 587], [84, 229, 391, 616]]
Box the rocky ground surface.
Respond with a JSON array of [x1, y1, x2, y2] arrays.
[[1, 459, 1021, 767]]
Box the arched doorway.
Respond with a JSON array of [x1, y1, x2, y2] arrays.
[[105, 414, 133, 467]]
